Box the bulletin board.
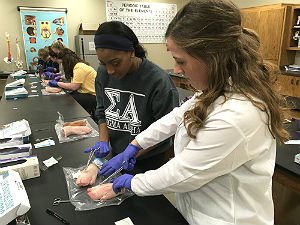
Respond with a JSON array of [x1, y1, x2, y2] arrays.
[[18, 7, 69, 70], [106, 0, 177, 43]]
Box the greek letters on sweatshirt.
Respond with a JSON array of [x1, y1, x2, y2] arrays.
[[95, 58, 179, 158]]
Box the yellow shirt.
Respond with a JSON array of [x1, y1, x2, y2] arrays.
[[72, 62, 96, 95]]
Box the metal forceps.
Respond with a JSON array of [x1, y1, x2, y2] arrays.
[[99, 165, 124, 185], [53, 198, 81, 206], [84, 149, 96, 170]]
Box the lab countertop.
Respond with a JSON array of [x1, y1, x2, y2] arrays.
[[276, 120, 300, 177], [0, 75, 188, 225]]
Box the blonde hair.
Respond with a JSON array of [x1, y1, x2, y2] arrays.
[[166, 0, 289, 143]]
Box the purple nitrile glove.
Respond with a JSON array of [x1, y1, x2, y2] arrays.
[[112, 174, 133, 193], [45, 67, 56, 73], [99, 143, 140, 176], [44, 71, 54, 79], [98, 157, 136, 177], [44, 72, 61, 80], [49, 73, 61, 80], [51, 73, 62, 80], [54, 75, 62, 81], [84, 141, 110, 158], [48, 80, 58, 87]]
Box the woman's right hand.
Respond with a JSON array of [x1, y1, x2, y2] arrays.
[[87, 183, 125, 200]]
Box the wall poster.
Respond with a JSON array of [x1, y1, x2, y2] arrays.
[[106, 0, 177, 43], [18, 7, 69, 70]]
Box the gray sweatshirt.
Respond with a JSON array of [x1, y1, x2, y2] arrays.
[[95, 58, 179, 159]]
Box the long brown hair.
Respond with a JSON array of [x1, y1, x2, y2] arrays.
[[57, 48, 87, 80], [166, 0, 289, 143]]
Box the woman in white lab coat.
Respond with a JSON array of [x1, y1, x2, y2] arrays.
[[86, 0, 289, 224]]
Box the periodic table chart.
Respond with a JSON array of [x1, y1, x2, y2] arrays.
[[106, 0, 177, 43]]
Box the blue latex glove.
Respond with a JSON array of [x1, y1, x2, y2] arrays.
[[100, 143, 141, 176], [44, 71, 54, 79], [44, 72, 61, 80], [112, 174, 133, 193], [45, 67, 56, 73], [54, 75, 62, 81], [84, 141, 110, 158], [48, 80, 58, 87]]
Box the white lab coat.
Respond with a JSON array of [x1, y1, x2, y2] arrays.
[[132, 93, 275, 225]]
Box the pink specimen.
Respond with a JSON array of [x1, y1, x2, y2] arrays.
[[62, 126, 92, 137]]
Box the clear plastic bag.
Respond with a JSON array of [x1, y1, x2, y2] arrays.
[[55, 112, 99, 143], [41, 88, 66, 96], [62, 166, 134, 211], [0, 119, 31, 139]]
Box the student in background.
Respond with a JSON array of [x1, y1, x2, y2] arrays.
[[82, 1, 289, 225], [50, 40, 66, 75], [45, 48, 97, 118], [37, 47, 59, 75], [51, 39, 65, 55], [48, 46, 58, 62], [76, 21, 179, 186]]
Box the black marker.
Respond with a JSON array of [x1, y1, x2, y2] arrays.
[[46, 208, 70, 225]]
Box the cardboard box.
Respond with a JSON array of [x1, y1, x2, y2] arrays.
[[5, 78, 25, 91], [9, 70, 27, 79], [295, 153, 300, 165], [0, 119, 31, 140], [0, 144, 32, 160], [5, 87, 28, 100], [0, 170, 31, 225], [0, 156, 40, 180], [78, 23, 99, 35]]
